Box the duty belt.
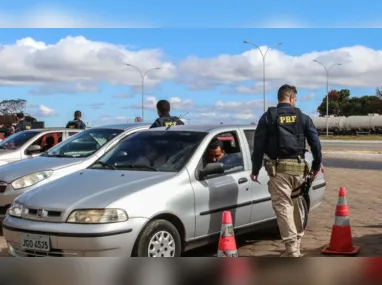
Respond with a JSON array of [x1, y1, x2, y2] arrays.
[[264, 157, 309, 177], [276, 159, 306, 174]]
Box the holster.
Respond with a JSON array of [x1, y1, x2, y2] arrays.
[[264, 160, 277, 177]]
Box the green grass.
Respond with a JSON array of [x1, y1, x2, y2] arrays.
[[319, 135, 382, 140]]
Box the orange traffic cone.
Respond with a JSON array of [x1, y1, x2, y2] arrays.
[[217, 211, 238, 257], [321, 187, 360, 255]]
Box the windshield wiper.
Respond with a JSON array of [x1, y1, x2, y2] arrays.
[[93, 161, 117, 170], [114, 164, 159, 171], [44, 154, 74, 158]]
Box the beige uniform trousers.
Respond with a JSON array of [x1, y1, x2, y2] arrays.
[[268, 172, 305, 257]]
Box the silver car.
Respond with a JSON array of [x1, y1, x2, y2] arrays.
[[3, 125, 326, 257], [0, 128, 82, 166], [0, 123, 150, 217]]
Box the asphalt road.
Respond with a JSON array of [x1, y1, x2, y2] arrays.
[[320, 140, 382, 152], [323, 156, 382, 170]]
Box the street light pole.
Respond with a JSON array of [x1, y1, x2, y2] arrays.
[[125, 64, 160, 122], [312, 60, 342, 136], [243, 41, 282, 113]]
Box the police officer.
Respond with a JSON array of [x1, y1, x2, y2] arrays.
[[250, 84, 322, 257], [14, 113, 32, 133], [66, 110, 86, 129], [150, 99, 185, 128]]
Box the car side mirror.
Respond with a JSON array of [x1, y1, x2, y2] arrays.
[[198, 162, 224, 180], [26, 144, 42, 154]]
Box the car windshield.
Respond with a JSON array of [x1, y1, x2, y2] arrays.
[[0, 131, 40, 150], [90, 130, 207, 172], [43, 128, 124, 158]]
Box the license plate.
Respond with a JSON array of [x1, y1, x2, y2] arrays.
[[20, 233, 50, 252]]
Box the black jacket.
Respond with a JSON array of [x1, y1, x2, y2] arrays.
[[149, 114, 185, 129], [251, 103, 322, 175], [66, 119, 86, 129], [15, 120, 32, 133]]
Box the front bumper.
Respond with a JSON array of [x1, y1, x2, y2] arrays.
[[3, 216, 148, 257]]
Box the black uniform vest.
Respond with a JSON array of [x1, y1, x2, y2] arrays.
[[266, 106, 306, 159], [17, 121, 32, 131], [157, 116, 184, 127], [66, 120, 81, 129]]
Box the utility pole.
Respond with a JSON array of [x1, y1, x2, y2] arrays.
[[312, 60, 342, 136], [125, 64, 160, 122], [243, 41, 282, 112]]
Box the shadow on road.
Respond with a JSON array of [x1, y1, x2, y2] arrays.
[[303, 233, 382, 257], [182, 227, 280, 257], [323, 158, 382, 170]]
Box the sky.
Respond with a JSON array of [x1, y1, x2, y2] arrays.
[[0, 0, 382, 127]]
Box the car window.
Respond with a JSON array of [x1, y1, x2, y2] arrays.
[[26, 132, 64, 154], [243, 130, 255, 154], [68, 132, 79, 137], [201, 131, 244, 175], [44, 128, 124, 158], [0, 131, 40, 150], [90, 131, 207, 172]]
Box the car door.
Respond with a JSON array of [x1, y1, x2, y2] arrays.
[[23, 131, 64, 159], [241, 128, 275, 223], [191, 130, 252, 238]]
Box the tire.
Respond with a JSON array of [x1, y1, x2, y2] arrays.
[[135, 219, 182, 257]]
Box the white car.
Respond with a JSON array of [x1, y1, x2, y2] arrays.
[[0, 123, 149, 217], [0, 128, 82, 166]]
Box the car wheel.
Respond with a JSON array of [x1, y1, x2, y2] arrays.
[[136, 219, 182, 257], [300, 196, 309, 229]]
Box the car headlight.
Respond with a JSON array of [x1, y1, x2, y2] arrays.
[[7, 202, 24, 217], [66, 209, 128, 224], [11, 170, 53, 190]]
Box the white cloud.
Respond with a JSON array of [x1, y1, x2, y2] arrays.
[[0, 36, 175, 90], [128, 97, 266, 124], [27, 104, 56, 117], [0, 6, 156, 28], [132, 96, 195, 111], [90, 115, 138, 126], [300, 92, 316, 102], [29, 82, 101, 95], [179, 45, 382, 93]]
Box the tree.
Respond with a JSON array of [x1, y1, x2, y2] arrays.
[[317, 89, 382, 116], [317, 89, 351, 116], [0, 99, 27, 115]]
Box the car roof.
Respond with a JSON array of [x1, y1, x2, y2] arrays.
[[22, 128, 80, 132], [142, 124, 256, 133], [90, 123, 151, 130]]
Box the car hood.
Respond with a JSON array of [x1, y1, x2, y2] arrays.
[[20, 169, 176, 211], [0, 156, 85, 182]]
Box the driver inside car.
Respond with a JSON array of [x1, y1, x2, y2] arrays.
[[204, 139, 243, 171]]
